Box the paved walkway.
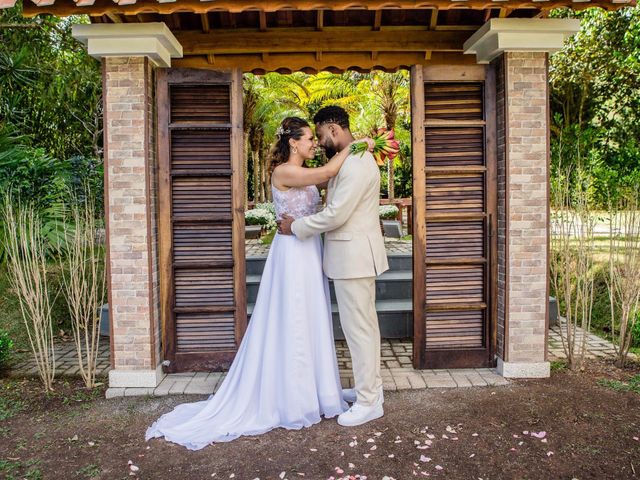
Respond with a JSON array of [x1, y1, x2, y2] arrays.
[[7, 325, 632, 398], [246, 236, 412, 257]]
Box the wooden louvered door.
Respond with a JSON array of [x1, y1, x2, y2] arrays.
[[157, 69, 245, 373], [411, 65, 497, 369]]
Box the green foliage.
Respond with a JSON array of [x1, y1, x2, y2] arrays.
[[550, 7, 640, 207], [598, 374, 640, 393], [243, 70, 413, 201], [0, 5, 102, 161], [0, 330, 13, 368]]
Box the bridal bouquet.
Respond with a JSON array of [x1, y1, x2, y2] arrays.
[[350, 128, 400, 166]]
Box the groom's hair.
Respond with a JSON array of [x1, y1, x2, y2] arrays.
[[313, 106, 350, 130]]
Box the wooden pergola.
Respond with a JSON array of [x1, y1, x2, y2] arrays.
[[14, 0, 633, 72], [3, 0, 634, 394]]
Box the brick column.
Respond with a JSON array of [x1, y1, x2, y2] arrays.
[[464, 18, 580, 377], [72, 24, 182, 393], [103, 56, 162, 389], [499, 52, 550, 377]]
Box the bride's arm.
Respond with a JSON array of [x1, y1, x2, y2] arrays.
[[272, 138, 373, 189]]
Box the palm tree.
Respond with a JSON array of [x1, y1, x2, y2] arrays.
[[368, 71, 410, 200]]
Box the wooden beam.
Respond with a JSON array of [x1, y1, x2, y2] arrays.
[[200, 13, 210, 33], [373, 9, 382, 31], [21, 0, 627, 19], [207, 53, 215, 64], [316, 9, 323, 31], [429, 7, 438, 29], [173, 50, 476, 73], [176, 29, 471, 55], [105, 11, 123, 23], [259, 10, 267, 31]]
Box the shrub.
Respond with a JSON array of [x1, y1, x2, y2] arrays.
[[245, 208, 276, 229], [379, 205, 399, 220], [0, 331, 13, 368]]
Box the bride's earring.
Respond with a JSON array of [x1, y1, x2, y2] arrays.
[[292, 146, 298, 154]]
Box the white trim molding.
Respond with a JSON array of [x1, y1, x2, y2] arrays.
[[497, 358, 551, 378], [463, 18, 581, 64], [72, 22, 183, 68]]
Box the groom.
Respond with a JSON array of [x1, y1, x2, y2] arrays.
[[277, 106, 389, 427]]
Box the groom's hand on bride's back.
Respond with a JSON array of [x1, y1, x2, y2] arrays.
[[277, 214, 294, 235]]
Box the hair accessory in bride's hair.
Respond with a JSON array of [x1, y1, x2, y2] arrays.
[[275, 125, 291, 139]]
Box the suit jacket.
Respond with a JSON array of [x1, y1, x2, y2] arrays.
[[291, 150, 389, 279]]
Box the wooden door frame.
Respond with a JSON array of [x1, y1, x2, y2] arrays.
[[157, 67, 246, 373], [411, 63, 498, 369]]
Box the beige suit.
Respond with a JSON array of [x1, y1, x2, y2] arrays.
[[292, 151, 389, 406]]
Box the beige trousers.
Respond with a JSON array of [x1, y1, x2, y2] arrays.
[[333, 276, 382, 407]]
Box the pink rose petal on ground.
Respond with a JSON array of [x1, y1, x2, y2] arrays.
[[427, 434, 436, 440], [523, 431, 529, 435], [530, 431, 546, 439], [335, 467, 344, 474], [388, 454, 395, 458], [414, 440, 421, 445], [279, 472, 286, 479], [446, 426, 457, 434], [512, 434, 520, 438], [419, 455, 431, 463], [363, 454, 371, 459], [472, 433, 478, 437], [469, 454, 475, 458], [310, 448, 317, 452], [510, 448, 517, 452], [634, 437, 639, 441], [421, 472, 430, 477], [417, 445, 430, 450], [546, 451, 554, 457], [348, 463, 355, 469], [349, 441, 358, 447], [435, 465, 443, 471], [541, 439, 548, 443], [518, 441, 524, 446], [367, 438, 375, 443], [442, 434, 449, 439], [370, 445, 377, 451], [374, 432, 382, 437]]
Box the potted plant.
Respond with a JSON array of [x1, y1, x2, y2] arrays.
[[245, 206, 276, 239], [379, 205, 402, 238]]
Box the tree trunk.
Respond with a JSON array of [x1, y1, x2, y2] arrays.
[[243, 132, 250, 209], [252, 149, 260, 203]]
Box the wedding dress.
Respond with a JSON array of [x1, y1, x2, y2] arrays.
[[145, 184, 347, 450]]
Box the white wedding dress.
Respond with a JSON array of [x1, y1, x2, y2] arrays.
[[145, 184, 347, 450]]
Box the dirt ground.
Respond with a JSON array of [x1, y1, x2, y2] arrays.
[[1, 360, 639, 480]]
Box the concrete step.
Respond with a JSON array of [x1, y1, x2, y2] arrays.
[[247, 298, 413, 339], [245, 252, 412, 275], [246, 269, 412, 303]]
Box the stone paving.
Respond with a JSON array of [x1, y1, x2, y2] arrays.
[[7, 326, 632, 398], [6, 339, 111, 378], [246, 236, 412, 257]]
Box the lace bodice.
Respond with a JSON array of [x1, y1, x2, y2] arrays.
[[272, 185, 320, 220]]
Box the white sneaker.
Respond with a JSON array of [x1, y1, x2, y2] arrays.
[[342, 387, 384, 405], [337, 402, 384, 427]]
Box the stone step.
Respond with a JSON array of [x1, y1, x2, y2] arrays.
[[247, 298, 413, 339], [246, 269, 412, 303]]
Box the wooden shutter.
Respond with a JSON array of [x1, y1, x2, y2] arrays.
[[411, 65, 497, 369], [157, 69, 246, 373]]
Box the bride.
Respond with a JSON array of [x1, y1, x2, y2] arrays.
[[146, 116, 373, 450]]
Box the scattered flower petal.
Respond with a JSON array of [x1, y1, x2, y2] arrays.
[[446, 426, 457, 434], [435, 465, 443, 471], [419, 455, 431, 463], [363, 454, 371, 459], [547, 451, 554, 457], [469, 454, 475, 458], [471, 433, 478, 437], [370, 445, 377, 451], [530, 431, 547, 439], [279, 473, 286, 479]]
